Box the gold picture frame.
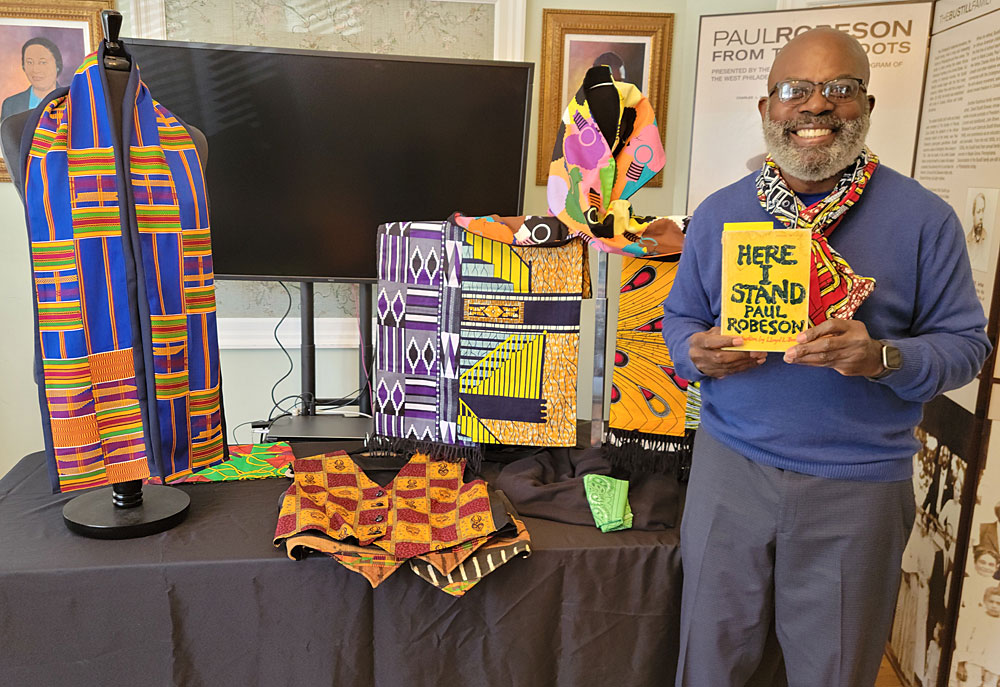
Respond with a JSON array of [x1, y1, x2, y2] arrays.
[[537, 9, 674, 186], [0, 0, 113, 183]]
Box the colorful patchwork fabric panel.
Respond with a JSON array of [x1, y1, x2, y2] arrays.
[[274, 452, 498, 559], [606, 255, 692, 473], [20, 46, 225, 492], [373, 221, 583, 458], [148, 442, 293, 483], [453, 66, 688, 259]]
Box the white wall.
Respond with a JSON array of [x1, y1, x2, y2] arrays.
[[0, 183, 43, 473], [0, 0, 779, 479], [218, 348, 364, 445]]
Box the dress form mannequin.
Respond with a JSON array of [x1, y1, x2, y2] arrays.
[[582, 65, 619, 448], [1, 10, 209, 538]]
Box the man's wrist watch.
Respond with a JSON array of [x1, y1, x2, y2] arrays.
[[870, 340, 902, 380]]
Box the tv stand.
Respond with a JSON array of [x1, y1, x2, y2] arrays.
[[266, 281, 374, 442], [276, 251, 609, 447]]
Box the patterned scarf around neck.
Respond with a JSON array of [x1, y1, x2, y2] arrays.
[[755, 147, 879, 324]]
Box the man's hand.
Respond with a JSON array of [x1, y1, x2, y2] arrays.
[[690, 327, 767, 378], [782, 318, 884, 377]]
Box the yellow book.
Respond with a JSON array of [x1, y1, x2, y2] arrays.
[[720, 222, 811, 352]]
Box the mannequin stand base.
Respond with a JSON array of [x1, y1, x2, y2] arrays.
[[63, 485, 190, 539]]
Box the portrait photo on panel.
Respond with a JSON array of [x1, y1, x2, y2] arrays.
[[950, 451, 1000, 687], [0, 20, 88, 122], [891, 415, 970, 687], [963, 187, 999, 274]]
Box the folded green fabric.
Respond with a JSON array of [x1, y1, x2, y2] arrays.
[[583, 474, 633, 532]]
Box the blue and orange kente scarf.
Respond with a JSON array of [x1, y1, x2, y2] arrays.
[[20, 45, 225, 492]]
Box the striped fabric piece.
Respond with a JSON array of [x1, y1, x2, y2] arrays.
[[31, 241, 76, 271], [408, 517, 532, 597], [20, 45, 225, 492], [684, 382, 701, 430]]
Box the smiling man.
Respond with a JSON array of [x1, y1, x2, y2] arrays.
[[662, 28, 990, 687]]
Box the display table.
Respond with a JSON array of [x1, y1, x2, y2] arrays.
[[0, 447, 694, 686]]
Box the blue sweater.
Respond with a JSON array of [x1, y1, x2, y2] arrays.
[[662, 166, 990, 481]]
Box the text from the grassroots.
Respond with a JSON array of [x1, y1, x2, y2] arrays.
[[711, 20, 914, 62]]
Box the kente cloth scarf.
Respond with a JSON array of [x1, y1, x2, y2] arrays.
[[20, 47, 225, 493], [147, 442, 293, 483], [373, 220, 583, 465], [454, 66, 685, 258], [755, 148, 879, 324], [606, 252, 694, 474]]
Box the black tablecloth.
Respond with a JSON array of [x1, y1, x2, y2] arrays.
[[0, 449, 688, 687]]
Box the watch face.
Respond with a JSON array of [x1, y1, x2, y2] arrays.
[[884, 344, 902, 370]]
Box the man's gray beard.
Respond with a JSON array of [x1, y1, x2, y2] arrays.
[[762, 107, 870, 182]]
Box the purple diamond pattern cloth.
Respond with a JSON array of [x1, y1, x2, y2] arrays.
[[375, 221, 468, 452]]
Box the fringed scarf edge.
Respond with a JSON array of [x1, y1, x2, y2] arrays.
[[372, 434, 484, 474], [603, 428, 694, 478]]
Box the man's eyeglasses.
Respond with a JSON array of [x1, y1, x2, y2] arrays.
[[768, 78, 866, 104]]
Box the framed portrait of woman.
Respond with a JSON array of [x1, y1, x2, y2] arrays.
[[0, 0, 112, 183]]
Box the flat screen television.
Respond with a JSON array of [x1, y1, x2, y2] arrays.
[[126, 39, 534, 283]]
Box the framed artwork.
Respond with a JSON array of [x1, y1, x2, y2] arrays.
[[0, 0, 112, 183], [537, 9, 673, 186]]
